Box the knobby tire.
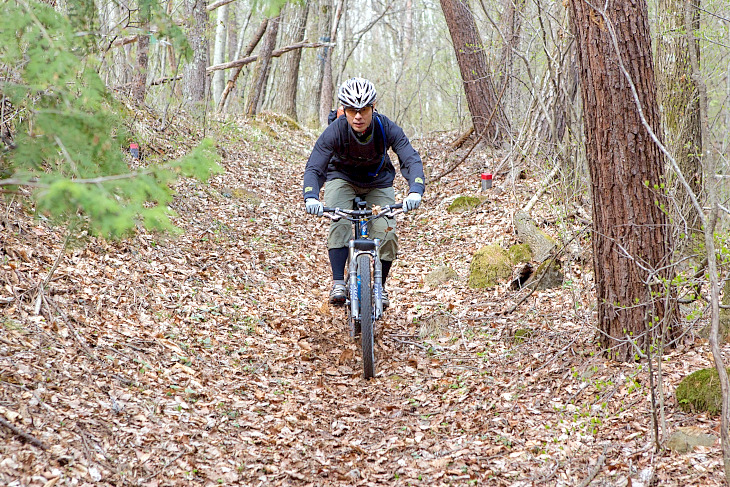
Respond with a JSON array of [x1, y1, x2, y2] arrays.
[[357, 254, 375, 379]]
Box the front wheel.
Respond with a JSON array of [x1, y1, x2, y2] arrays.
[[357, 254, 374, 379]]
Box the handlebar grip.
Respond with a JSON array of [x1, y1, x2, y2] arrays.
[[322, 207, 335, 212]]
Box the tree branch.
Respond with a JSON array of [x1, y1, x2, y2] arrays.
[[206, 41, 333, 73]]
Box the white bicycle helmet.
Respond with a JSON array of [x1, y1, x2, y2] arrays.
[[337, 77, 377, 109]]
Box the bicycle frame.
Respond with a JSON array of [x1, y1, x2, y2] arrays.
[[323, 201, 403, 324]]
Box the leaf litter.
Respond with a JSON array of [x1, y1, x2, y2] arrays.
[[0, 118, 726, 486]]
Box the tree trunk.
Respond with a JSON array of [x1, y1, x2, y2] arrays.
[[313, 0, 332, 121], [318, 0, 344, 127], [440, 0, 509, 143], [276, 2, 310, 120], [496, 0, 524, 95], [212, 4, 228, 105], [656, 0, 702, 231], [217, 18, 268, 113], [131, 2, 150, 104], [568, 0, 678, 361], [183, 0, 209, 107], [245, 16, 280, 117]]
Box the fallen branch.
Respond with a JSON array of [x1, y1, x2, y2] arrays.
[[577, 445, 607, 487], [522, 163, 562, 213], [206, 41, 333, 73], [0, 416, 48, 450]]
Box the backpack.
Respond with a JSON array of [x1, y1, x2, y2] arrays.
[[327, 105, 345, 124]]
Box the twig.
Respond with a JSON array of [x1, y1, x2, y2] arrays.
[[431, 80, 509, 182], [577, 445, 607, 487], [386, 336, 427, 350], [34, 229, 71, 315], [0, 416, 48, 450], [140, 451, 186, 483]]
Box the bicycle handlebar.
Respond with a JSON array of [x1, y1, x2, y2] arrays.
[[322, 203, 404, 221]]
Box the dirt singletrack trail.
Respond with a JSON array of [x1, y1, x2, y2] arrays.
[[0, 119, 724, 486]]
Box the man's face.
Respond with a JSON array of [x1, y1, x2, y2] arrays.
[[344, 105, 374, 133]]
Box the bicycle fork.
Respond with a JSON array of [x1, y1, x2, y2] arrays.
[[348, 238, 384, 321]]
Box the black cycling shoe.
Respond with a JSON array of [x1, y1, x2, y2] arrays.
[[329, 283, 347, 306]]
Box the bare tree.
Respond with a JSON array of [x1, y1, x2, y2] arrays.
[[275, 2, 310, 120], [656, 0, 702, 231], [440, 0, 509, 143], [183, 0, 209, 107], [245, 16, 280, 117], [568, 0, 678, 361], [318, 0, 344, 126], [217, 18, 268, 113], [212, 4, 228, 105], [131, 1, 150, 104]]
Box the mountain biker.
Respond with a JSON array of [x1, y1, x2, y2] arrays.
[[303, 77, 426, 308]]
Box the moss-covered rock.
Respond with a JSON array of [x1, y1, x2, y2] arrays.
[[259, 111, 302, 130], [508, 243, 532, 265], [675, 367, 730, 415], [666, 427, 718, 453], [514, 328, 534, 343], [424, 265, 458, 287], [468, 245, 512, 288], [447, 196, 483, 213], [525, 259, 563, 290]]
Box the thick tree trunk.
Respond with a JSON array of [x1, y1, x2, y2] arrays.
[[656, 0, 702, 231], [183, 0, 209, 106], [245, 16, 280, 117], [440, 0, 509, 143], [276, 2, 310, 120], [568, 0, 677, 361]]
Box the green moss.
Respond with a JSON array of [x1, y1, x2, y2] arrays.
[[675, 368, 730, 415], [258, 111, 301, 130], [508, 244, 532, 265], [514, 328, 534, 343], [468, 245, 511, 288], [230, 188, 262, 206], [448, 196, 483, 213], [249, 119, 279, 139]]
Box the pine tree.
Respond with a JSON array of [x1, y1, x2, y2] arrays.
[[0, 1, 220, 238]]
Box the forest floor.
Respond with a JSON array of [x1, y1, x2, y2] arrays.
[[0, 112, 726, 486]]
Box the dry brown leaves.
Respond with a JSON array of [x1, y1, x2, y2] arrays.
[[0, 119, 725, 486]]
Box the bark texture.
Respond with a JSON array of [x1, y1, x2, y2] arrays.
[[568, 0, 677, 361], [276, 2, 310, 120], [245, 16, 280, 117], [183, 0, 209, 106], [656, 0, 702, 230], [440, 0, 509, 143]]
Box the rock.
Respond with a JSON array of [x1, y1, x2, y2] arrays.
[[675, 367, 730, 415], [524, 259, 563, 290], [666, 427, 718, 453], [447, 195, 484, 213], [468, 245, 512, 288], [424, 266, 458, 287], [508, 243, 532, 265], [514, 210, 556, 262]]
